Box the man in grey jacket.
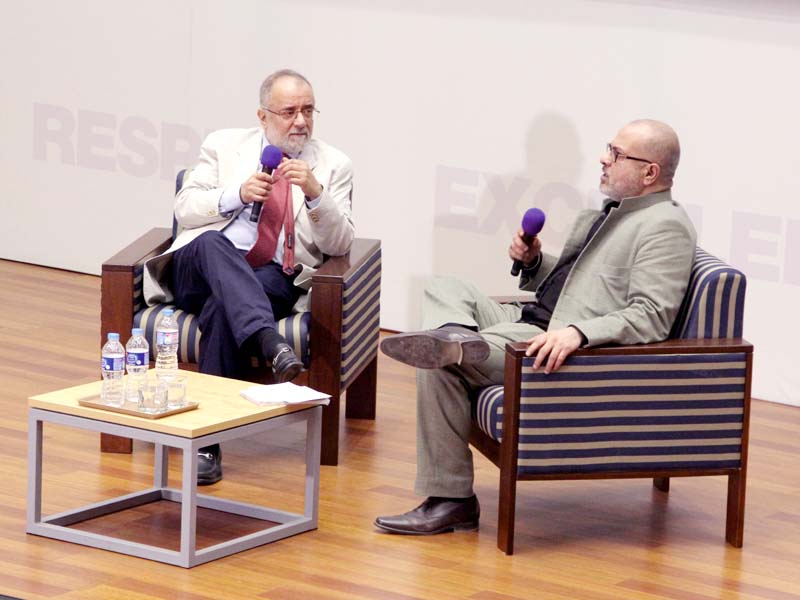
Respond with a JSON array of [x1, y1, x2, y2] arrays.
[[376, 119, 696, 535]]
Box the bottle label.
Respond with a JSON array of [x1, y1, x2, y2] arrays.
[[157, 331, 179, 345], [126, 351, 148, 367], [101, 356, 124, 371]]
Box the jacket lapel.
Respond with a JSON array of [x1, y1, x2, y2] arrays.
[[230, 131, 263, 183]]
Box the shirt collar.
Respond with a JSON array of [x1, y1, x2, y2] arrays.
[[603, 189, 674, 214]]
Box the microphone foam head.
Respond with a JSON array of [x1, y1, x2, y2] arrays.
[[261, 145, 283, 169], [521, 207, 546, 236]]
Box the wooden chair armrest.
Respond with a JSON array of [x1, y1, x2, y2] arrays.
[[102, 227, 173, 272], [308, 237, 381, 355], [101, 227, 172, 344], [505, 337, 753, 359], [311, 238, 381, 284], [490, 294, 536, 305]]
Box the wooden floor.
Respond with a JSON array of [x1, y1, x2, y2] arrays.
[[1, 259, 799, 600]]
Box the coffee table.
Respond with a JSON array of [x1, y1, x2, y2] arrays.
[[27, 370, 324, 567]]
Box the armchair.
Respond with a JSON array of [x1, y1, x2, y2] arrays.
[[471, 248, 752, 553], [100, 172, 381, 466]]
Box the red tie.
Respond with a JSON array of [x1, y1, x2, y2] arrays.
[[245, 171, 296, 274]]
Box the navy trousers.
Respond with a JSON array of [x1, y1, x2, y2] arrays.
[[171, 231, 302, 377]]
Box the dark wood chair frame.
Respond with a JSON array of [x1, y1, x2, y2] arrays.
[[101, 229, 381, 466], [469, 338, 753, 555]]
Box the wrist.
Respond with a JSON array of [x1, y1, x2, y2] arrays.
[[306, 183, 323, 200], [521, 254, 542, 273], [568, 325, 588, 346], [305, 183, 324, 203]]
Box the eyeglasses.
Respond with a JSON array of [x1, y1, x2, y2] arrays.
[[606, 143, 655, 165], [261, 105, 319, 121]]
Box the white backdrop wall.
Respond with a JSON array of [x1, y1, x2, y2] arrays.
[[2, 0, 799, 405]]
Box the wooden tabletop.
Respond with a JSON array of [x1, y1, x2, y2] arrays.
[[28, 370, 325, 438]]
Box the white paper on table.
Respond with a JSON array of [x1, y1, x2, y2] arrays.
[[240, 382, 331, 406]]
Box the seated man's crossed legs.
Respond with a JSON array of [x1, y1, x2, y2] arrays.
[[172, 231, 304, 485], [376, 276, 541, 534]]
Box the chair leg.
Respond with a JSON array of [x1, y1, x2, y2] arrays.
[[320, 391, 341, 466], [497, 471, 518, 554], [653, 477, 670, 492], [101, 433, 132, 453], [345, 357, 377, 420], [726, 470, 746, 547]]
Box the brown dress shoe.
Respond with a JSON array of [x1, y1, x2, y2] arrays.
[[374, 496, 480, 535], [379, 326, 490, 369]]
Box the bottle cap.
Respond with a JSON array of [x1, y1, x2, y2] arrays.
[[162, 309, 174, 317], [108, 333, 120, 341], [132, 328, 143, 336]]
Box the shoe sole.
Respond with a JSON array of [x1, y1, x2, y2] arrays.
[[197, 474, 222, 486], [276, 362, 303, 383], [380, 333, 489, 369], [373, 519, 479, 535]]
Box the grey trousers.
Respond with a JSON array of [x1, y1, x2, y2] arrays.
[[414, 276, 544, 498]]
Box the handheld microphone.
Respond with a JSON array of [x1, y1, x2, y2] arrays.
[[511, 207, 546, 276], [250, 145, 284, 223]]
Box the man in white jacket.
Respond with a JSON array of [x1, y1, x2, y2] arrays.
[[144, 69, 354, 484]]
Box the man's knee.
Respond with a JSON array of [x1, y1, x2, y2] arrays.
[[183, 231, 242, 265], [423, 276, 483, 309], [192, 230, 231, 251], [425, 275, 473, 294]]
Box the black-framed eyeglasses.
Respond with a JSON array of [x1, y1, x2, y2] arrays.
[[261, 105, 319, 121], [606, 143, 655, 165]]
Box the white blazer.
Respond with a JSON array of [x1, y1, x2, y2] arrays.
[[143, 128, 354, 307]]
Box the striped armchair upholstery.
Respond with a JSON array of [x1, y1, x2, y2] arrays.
[[131, 248, 382, 382], [100, 172, 382, 466], [470, 248, 753, 554]]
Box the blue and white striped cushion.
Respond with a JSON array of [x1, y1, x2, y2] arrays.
[[671, 248, 746, 339], [133, 304, 311, 367], [133, 304, 201, 363]]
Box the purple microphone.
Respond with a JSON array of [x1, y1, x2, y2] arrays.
[[250, 145, 285, 222], [511, 207, 546, 276]]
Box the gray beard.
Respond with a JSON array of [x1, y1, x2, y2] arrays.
[[281, 132, 309, 156]]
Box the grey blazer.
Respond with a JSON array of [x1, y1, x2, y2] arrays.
[[521, 190, 697, 347]]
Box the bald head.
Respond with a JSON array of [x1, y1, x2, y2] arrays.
[[600, 119, 681, 201], [625, 119, 681, 186]]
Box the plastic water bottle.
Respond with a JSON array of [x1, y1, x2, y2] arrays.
[[101, 333, 125, 407], [125, 327, 149, 404], [155, 309, 179, 379]]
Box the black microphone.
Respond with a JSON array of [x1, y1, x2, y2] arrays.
[[511, 208, 546, 276], [250, 145, 284, 223]]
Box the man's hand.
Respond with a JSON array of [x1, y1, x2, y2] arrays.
[[524, 327, 583, 374], [278, 158, 322, 199], [509, 229, 541, 268], [239, 171, 273, 204]]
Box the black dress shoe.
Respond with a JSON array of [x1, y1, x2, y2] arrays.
[[271, 343, 303, 383], [197, 443, 222, 486], [380, 326, 490, 369], [374, 495, 480, 535]]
